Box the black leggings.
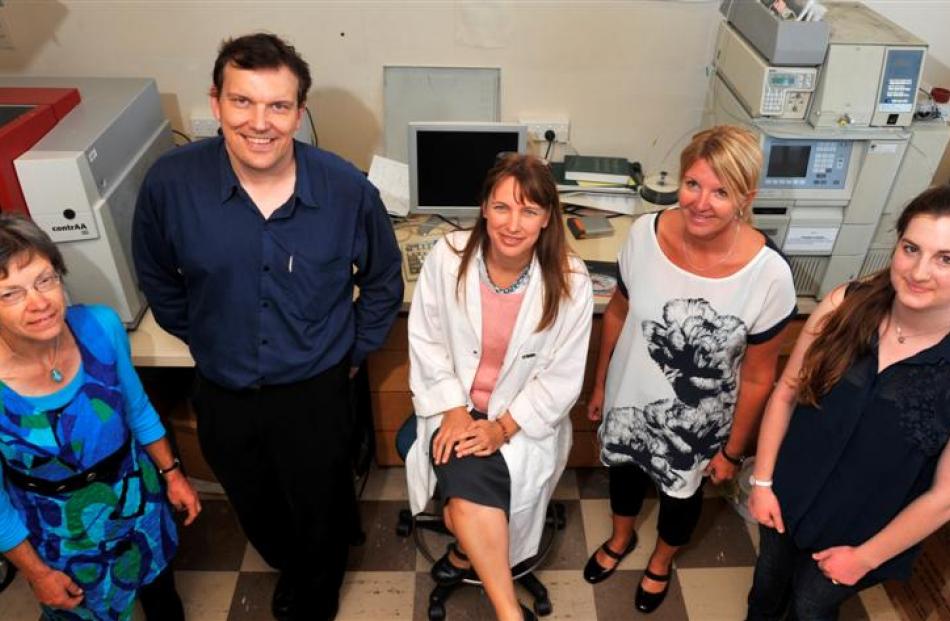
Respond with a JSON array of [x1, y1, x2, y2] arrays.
[[138, 565, 184, 621], [609, 463, 704, 547]]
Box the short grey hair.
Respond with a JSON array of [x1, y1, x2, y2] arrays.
[[0, 214, 67, 279]]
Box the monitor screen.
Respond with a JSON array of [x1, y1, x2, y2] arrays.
[[766, 145, 810, 178], [409, 122, 528, 218]]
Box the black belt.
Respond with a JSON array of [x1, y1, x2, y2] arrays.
[[3, 438, 132, 496]]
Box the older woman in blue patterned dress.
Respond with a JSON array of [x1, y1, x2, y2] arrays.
[[0, 215, 200, 620]]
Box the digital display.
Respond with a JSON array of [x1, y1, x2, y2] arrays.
[[767, 145, 810, 178]]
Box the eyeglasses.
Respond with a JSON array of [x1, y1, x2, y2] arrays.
[[0, 272, 63, 306]]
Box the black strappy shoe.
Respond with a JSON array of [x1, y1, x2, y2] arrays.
[[520, 603, 537, 621], [634, 567, 671, 614], [582, 532, 639, 584], [430, 542, 475, 586]]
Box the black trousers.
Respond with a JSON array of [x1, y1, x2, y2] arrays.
[[192, 359, 356, 616], [609, 463, 705, 547]]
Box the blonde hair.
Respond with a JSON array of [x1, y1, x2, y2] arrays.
[[679, 125, 762, 222]]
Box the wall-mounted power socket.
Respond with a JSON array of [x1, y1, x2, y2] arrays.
[[519, 117, 570, 143], [190, 116, 220, 138]]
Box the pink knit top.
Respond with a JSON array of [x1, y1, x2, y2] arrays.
[[469, 281, 525, 412]]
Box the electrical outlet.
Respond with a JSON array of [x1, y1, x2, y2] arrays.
[[519, 117, 570, 143], [190, 116, 220, 138]]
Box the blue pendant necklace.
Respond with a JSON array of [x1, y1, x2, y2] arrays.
[[48, 334, 63, 383], [1, 333, 63, 383]]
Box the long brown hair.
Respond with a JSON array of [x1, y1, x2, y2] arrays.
[[680, 125, 762, 222], [453, 153, 572, 332], [798, 184, 950, 405]]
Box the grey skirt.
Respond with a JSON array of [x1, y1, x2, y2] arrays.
[[430, 410, 511, 516]]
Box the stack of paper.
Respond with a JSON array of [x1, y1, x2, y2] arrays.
[[368, 155, 410, 217]]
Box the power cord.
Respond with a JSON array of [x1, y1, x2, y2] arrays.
[[171, 129, 192, 144], [435, 214, 465, 230], [305, 107, 319, 147], [543, 129, 556, 160]]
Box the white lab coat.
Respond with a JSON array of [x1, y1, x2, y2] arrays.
[[405, 230, 593, 565]]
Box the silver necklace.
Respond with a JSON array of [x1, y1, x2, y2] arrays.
[[1, 333, 64, 383], [893, 320, 950, 345], [480, 258, 531, 295], [681, 221, 741, 273]]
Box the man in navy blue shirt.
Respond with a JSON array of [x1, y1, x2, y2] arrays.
[[133, 33, 402, 621]]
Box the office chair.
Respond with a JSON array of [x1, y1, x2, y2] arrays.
[[394, 414, 566, 620]]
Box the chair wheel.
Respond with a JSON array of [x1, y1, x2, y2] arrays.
[[534, 596, 553, 617], [428, 601, 446, 621], [396, 509, 414, 537]]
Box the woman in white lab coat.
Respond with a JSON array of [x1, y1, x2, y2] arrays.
[[406, 154, 593, 621]]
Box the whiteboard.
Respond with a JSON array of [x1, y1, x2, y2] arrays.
[[383, 66, 500, 163]]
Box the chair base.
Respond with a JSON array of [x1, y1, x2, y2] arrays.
[[397, 503, 566, 619], [426, 572, 552, 620]]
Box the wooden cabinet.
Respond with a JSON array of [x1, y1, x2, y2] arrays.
[[366, 314, 806, 467], [367, 314, 612, 467]]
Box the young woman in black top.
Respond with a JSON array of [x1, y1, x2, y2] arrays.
[[747, 185, 950, 620]]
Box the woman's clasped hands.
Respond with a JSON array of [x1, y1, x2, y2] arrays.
[[431, 407, 507, 464]]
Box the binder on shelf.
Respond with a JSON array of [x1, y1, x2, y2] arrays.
[[564, 155, 631, 184], [551, 162, 636, 194]]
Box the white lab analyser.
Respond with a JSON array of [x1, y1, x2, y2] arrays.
[[0, 77, 173, 327]]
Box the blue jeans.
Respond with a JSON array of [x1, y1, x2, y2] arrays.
[[746, 525, 875, 621]]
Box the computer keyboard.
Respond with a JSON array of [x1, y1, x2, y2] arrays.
[[403, 237, 438, 281]]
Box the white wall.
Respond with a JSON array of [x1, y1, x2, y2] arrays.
[[1, 0, 948, 180], [0, 0, 722, 174]]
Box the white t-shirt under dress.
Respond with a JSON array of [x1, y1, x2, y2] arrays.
[[600, 211, 797, 498]]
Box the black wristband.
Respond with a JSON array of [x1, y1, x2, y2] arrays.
[[720, 446, 744, 466], [158, 457, 181, 476]]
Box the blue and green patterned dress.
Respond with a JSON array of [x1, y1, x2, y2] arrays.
[[0, 305, 177, 620]]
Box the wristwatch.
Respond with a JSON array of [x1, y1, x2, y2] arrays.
[[748, 475, 773, 488]]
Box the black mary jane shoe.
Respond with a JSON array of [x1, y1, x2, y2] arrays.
[[430, 542, 475, 586], [634, 567, 671, 614], [520, 603, 538, 621], [583, 532, 639, 584]]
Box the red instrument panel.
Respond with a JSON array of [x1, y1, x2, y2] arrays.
[[0, 87, 81, 214]]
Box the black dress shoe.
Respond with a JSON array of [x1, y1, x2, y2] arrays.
[[271, 572, 297, 620], [583, 532, 638, 584], [430, 542, 475, 586], [521, 603, 537, 621], [634, 567, 671, 614]]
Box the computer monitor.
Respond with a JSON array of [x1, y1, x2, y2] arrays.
[[408, 121, 528, 219]]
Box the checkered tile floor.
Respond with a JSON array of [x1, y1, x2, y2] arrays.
[[0, 468, 903, 620]]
